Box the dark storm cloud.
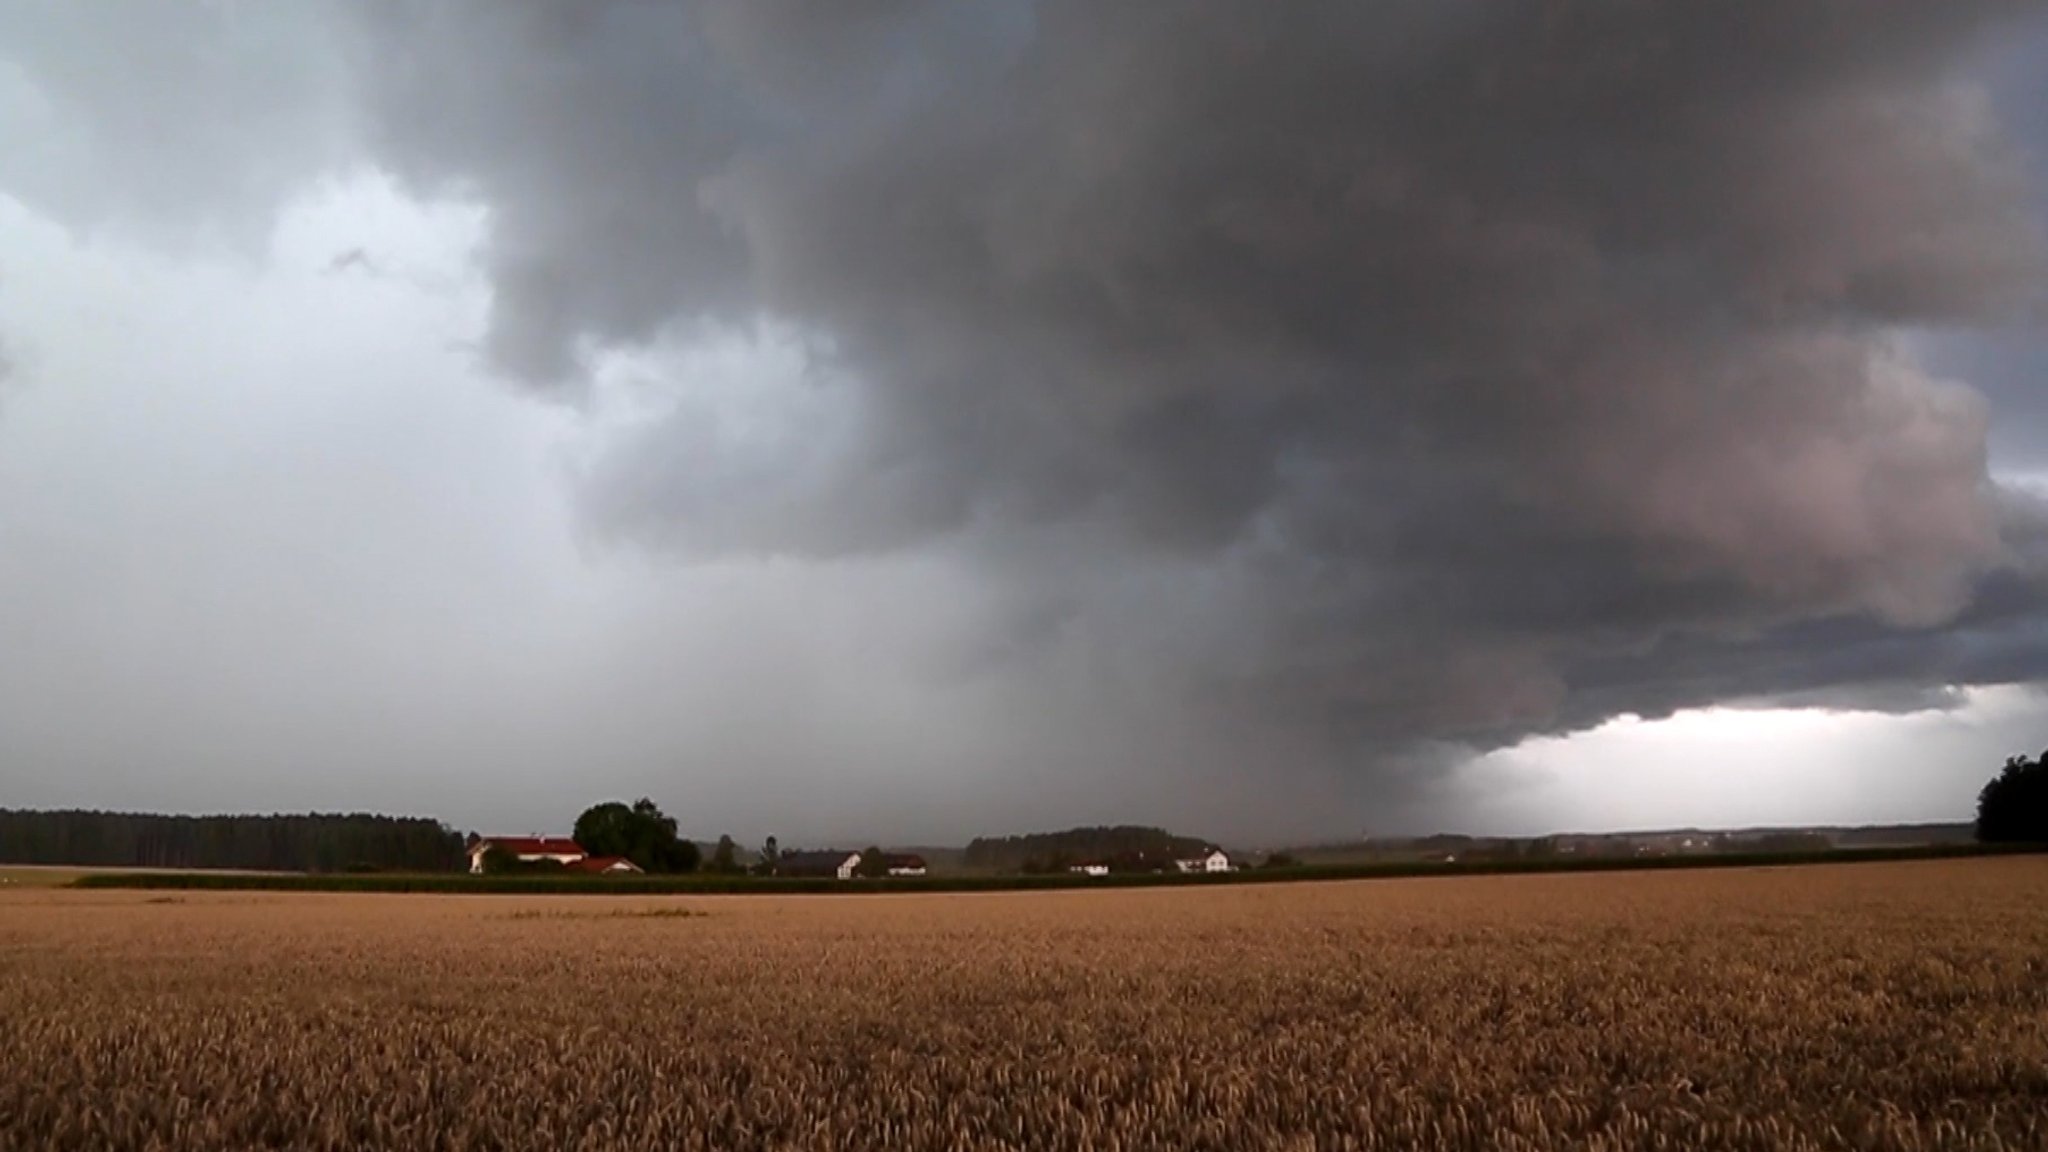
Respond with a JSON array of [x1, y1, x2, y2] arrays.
[[329, 0, 2048, 767], [1956, 13, 2048, 470]]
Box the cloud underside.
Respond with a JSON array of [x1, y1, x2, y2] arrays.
[[16, 2, 2048, 776], [348, 3, 2048, 747]]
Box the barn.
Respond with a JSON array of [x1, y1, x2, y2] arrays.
[[567, 855, 643, 875]]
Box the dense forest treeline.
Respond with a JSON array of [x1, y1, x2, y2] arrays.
[[962, 825, 1211, 872], [0, 809, 466, 873]]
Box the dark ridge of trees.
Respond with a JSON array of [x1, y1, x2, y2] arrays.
[[0, 808, 467, 873], [1830, 823, 1974, 847], [964, 825, 1211, 873], [1977, 752, 2048, 844], [1720, 831, 1833, 854]]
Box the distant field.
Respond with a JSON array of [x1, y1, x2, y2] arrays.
[[4, 858, 2044, 1150], [1, 864, 297, 889], [63, 840, 2031, 894], [0, 865, 91, 888]]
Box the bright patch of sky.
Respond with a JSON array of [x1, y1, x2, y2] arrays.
[[1448, 686, 2044, 838]]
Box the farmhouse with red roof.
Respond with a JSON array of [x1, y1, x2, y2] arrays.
[[567, 855, 643, 875], [467, 836, 588, 874]]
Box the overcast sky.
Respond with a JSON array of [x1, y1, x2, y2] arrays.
[[2, 2, 2047, 847]]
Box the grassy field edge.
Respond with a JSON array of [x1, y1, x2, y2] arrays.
[[61, 841, 2042, 894]]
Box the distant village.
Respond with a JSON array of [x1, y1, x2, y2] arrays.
[[466, 833, 1242, 880], [463, 820, 1979, 880], [1277, 823, 1977, 867], [0, 804, 1973, 880], [466, 836, 938, 880]]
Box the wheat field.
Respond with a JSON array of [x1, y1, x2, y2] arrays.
[[2, 858, 2044, 1151]]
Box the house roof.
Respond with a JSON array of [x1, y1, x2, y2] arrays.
[[777, 850, 859, 875], [879, 853, 927, 870], [476, 836, 585, 857], [568, 855, 641, 874]]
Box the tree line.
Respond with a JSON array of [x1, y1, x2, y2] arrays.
[[0, 809, 466, 873], [964, 825, 1211, 874]]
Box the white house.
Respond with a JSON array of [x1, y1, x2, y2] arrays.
[[469, 836, 587, 874], [1174, 849, 1232, 874], [1070, 863, 1110, 878]]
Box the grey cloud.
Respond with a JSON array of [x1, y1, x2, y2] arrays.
[[1885, 15, 2048, 470], [330, 1, 2048, 777], [324, 247, 373, 275], [0, 279, 16, 398], [1528, 492, 2048, 735], [1930, 330, 2048, 471], [0, 1, 360, 249]]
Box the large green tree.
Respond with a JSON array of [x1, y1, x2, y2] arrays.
[[1976, 753, 2048, 843], [572, 798, 701, 873]]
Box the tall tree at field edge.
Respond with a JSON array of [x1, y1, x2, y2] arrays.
[[1976, 752, 2048, 843], [573, 798, 701, 873]]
